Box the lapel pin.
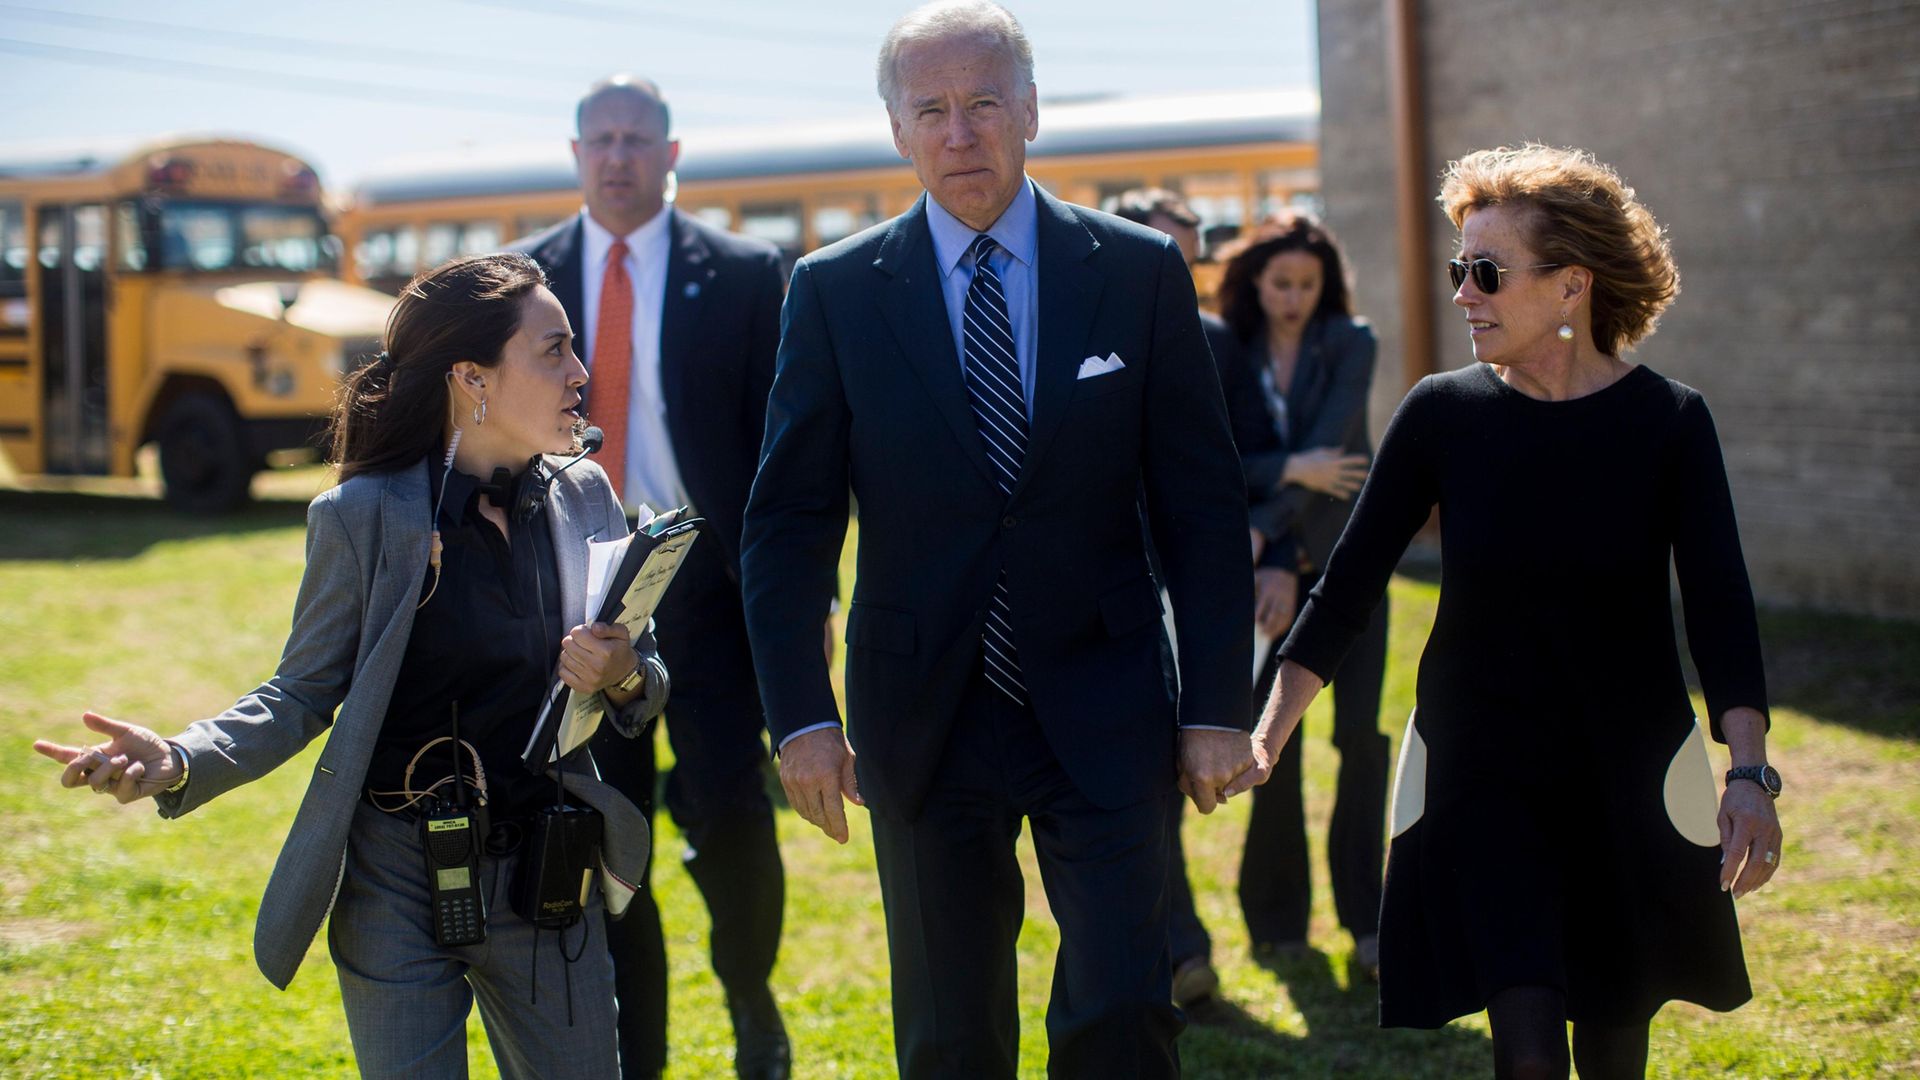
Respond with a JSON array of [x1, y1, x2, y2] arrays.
[[684, 282, 701, 299]]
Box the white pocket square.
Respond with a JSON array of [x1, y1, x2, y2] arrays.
[[1077, 352, 1125, 379]]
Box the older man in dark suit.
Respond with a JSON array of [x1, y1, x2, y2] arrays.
[[740, 4, 1257, 1076], [511, 77, 791, 1080]]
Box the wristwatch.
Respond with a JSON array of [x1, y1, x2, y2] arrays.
[[164, 740, 190, 795], [613, 651, 646, 695], [1725, 764, 1782, 799]]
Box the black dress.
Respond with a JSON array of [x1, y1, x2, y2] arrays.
[[1279, 363, 1768, 1027]]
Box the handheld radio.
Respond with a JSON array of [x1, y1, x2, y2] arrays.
[[422, 702, 486, 947]]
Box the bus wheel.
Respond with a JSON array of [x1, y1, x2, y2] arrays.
[[157, 394, 254, 513]]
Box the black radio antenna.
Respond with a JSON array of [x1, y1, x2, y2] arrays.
[[450, 700, 466, 808]]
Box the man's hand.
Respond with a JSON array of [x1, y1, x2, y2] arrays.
[[1178, 728, 1257, 814], [1253, 567, 1299, 639], [34, 712, 181, 804], [778, 727, 862, 844]]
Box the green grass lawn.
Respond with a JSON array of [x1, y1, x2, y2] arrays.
[[1, 476, 1915, 1077]]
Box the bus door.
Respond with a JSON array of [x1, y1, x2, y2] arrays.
[[36, 203, 110, 475], [0, 201, 30, 458]]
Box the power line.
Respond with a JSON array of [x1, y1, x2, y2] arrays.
[[0, 36, 870, 120], [452, 0, 1304, 68], [0, 3, 571, 85], [0, 37, 559, 116], [0, 2, 876, 99]]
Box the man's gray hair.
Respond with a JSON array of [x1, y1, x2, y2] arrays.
[[576, 75, 671, 136], [876, 0, 1035, 111]]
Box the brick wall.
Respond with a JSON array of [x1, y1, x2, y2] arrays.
[[1316, 0, 1920, 617]]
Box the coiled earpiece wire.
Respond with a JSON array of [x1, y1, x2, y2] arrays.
[[418, 374, 464, 610]]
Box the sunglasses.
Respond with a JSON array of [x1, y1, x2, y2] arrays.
[[1447, 258, 1562, 294]]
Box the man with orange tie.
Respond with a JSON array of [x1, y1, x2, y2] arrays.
[[511, 76, 791, 1080]]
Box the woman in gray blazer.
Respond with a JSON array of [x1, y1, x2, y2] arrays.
[[36, 253, 667, 1079]]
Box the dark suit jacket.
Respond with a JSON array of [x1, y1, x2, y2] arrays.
[[1244, 314, 1379, 571], [510, 210, 785, 576], [740, 189, 1254, 818]]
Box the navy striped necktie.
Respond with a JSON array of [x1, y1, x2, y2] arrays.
[[959, 233, 1027, 705]]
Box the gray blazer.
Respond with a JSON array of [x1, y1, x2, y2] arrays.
[[154, 457, 668, 990]]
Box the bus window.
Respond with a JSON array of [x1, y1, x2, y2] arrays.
[[739, 202, 802, 247], [116, 202, 149, 271], [422, 223, 461, 268], [459, 221, 502, 256], [0, 201, 24, 297], [168, 205, 235, 271], [1257, 168, 1317, 221], [240, 207, 327, 271], [688, 206, 732, 232], [811, 195, 879, 249], [515, 215, 565, 241]]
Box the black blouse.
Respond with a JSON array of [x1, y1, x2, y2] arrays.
[[1280, 363, 1768, 744], [366, 464, 565, 821]]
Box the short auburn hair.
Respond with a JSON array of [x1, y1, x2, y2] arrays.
[[1438, 144, 1678, 355]]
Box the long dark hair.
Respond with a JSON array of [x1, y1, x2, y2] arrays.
[[1216, 210, 1355, 346], [329, 253, 548, 482]]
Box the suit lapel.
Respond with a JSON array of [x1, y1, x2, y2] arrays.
[[658, 209, 712, 458], [379, 462, 432, 617], [875, 197, 997, 488], [1016, 188, 1104, 498], [546, 219, 589, 361], [544, 465, 591, 628]]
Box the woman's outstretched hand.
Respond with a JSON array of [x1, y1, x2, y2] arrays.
[[34, 712, 182, 804]]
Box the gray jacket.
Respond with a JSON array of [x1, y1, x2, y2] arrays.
[[154, 457, 668, 989]]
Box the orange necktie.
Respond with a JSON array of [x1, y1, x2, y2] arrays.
[[588, 238, 633, 505]]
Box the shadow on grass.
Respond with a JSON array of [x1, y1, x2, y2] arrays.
[[1181, 949, 1490, 1078], [0, 489, 309, 561], [1748, 606, 1920, 742]]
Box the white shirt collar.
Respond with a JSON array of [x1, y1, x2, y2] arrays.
[[926, 177, 1038, 278], [579, 205, 672, 268]]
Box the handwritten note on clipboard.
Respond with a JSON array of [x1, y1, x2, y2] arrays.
[[521, 508, 703, 767]]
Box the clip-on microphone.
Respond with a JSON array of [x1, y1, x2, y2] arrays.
[[483, 425, 607, 524]]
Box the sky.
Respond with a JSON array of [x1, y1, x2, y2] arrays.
[[0, 0, 1319, 191]]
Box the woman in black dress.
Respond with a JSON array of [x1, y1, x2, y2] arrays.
[[1213, 214, 1391, 978], [1227, 145, 1784, 1078]]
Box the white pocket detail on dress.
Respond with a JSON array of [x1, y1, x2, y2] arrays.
[[1389, 710, 1427, 839], [1663, 717, 1722, 847]]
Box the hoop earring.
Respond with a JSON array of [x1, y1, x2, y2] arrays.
[[473, 398, 488, 425]]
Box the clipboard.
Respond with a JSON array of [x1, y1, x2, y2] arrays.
[[521, 509, 703, 768]]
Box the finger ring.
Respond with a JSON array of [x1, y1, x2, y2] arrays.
[[1763, 850, 1776, 865]]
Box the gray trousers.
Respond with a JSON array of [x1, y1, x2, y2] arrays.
[[328, 801, 620, 1079]]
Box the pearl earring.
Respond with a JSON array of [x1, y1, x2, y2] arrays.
[[1557, 316, 1574, 342]]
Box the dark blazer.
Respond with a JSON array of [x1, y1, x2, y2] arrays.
[[1244, 314, 1379, 571], [741, 189, 1254, 818], [511, 210, 785, 576]]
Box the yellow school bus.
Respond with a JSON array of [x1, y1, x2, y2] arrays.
[[0, 137, 395, 510], [339, 90, 1320, 297]]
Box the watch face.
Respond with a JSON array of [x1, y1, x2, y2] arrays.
[[1761, 765, 1782, 794]]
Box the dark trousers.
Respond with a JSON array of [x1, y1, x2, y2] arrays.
[[1238, 587, 1391, 944], [591, 540, 785, 1077], [869, 663, 1184, 1079]]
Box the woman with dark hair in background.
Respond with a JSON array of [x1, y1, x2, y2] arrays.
[[1212, 211, 1391, 980], [1228, 145, 1781, 1078], [34, 252, 667, 1078]]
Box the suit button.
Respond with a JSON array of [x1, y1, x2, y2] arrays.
[[1002, 515, 1018, 529]]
